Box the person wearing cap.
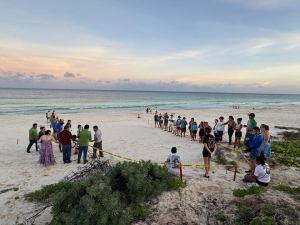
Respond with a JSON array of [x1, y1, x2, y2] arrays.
[[27, 123, 38, 153], [56, 119, 65, 152], [175, 116, 182, 136], [244, 113, 257, 149], [59, 125, 76, 163]]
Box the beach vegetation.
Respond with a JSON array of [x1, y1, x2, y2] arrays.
[[215, 211, 230, 225], [262, 203, 276, 215], [235, 206, 254, 225], [233, 186, 266, 197], [25, 161, 186, 224], [273, 183, 300, 201], [250, 217, 277, 225], [271, 140, 300, 167]]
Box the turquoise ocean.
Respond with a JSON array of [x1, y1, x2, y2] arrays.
[[0, 88, 300, 116]]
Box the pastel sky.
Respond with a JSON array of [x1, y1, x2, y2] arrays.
[[1, 0, 300, 93]]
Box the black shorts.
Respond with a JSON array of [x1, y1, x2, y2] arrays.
[[192, 130, 197, 134], [202, 149, 212, 157], [199, 130, 205, 136], [235, 131, 242, 137], [256, 179, 269, 187], [181, 128, 186, 132]]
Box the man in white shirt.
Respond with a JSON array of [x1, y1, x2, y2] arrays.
[[168, 114, 174, 132], [216, 116, 225, 142], [92, 125, 103, 159]]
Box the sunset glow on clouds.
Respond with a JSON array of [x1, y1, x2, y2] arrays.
[[0, 1, 300, 93]]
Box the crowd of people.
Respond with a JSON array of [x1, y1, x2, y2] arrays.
[[27, 110, 103, 166], [157, 111, 271, 185], [27, 109, 271, 187]]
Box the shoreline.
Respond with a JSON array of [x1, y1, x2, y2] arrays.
[[0, 106, 299, 117]]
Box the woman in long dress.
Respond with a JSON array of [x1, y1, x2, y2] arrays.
[[38, 130, 58, 166]]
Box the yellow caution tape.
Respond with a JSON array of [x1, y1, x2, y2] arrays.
[[88, 145, 244, 168]]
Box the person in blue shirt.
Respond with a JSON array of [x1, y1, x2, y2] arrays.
[[180, 117, 188, 137], [245, 127, 263, 175], [55, 119, 64, 152]]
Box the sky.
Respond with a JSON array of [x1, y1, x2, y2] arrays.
[[0, 0, 300, 94]]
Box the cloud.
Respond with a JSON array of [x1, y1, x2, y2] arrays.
[[76, 73, 81, 76], [97, 80, 102, 83], [32, 72, 35, 74], [80, 81, 86, 84], [106, 80, 111, 83], [30, 75, 34, 78], [64, 72, 75, 78], [37, 74, 55, 80], [118, 78, 130, 82]]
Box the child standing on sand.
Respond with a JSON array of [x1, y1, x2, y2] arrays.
[[198, 121, 205, 143], [175, 116, 181, 136], [203, 126, 217, 178], [216, 117, 225, 142], [192, 122, 197, 141], [234, 118, 243, 149]]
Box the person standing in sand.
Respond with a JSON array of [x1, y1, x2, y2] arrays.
[[46, 111, 50, 124], [244, 113, 257, 149], [233, 118, 243, 149], [38, 130, 59, 166], [164, 113, 169, 131], [260, 124, 271, 159], [92, 125, 103, 159], [38, 126, 46, 140], [168, 114, 174, 132], [154, 113, 159, 127], [222, 116, 236, 147], [27, 123, 38, 153], [216, 117, 225, 142], [59, 125, 76, 164], [203, 126, 217, 178], [180, 117, 187, 137], [77, 124, 91, 164]]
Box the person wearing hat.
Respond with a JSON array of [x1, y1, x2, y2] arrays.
[[175, 116, 182, 136], [244, 113, 257, 149]]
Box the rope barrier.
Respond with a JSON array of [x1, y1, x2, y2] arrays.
[[88, 145, 244, 168]]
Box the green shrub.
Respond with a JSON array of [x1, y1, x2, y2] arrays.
[[25, 161, 187, 225], [130, 205, 151, 219], [215, 211, 230, 225], [262, 203, 276, 214], [218, 158, 227, 165], [250, 217, 277, 225], [25, 182, 72, 202], [271, 141, 300, 167], [235, 206, 254, 225], [273, 183, 300, 201], [233, 186, 266, 197]]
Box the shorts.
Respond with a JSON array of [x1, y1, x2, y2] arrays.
[[202, 149, 212, 157], [177, 127, 181, 130], [192, 130, 197, 134], [46, 117, 50, 120], [159, 120, 163, 124], [249, 150, 260, 159], [181, 128, 186, 132], [256, 179, 269, 187], [199, 130, 205, 136], [164, 121, 168, 126], [154, 118, 158, 122], [235, 131, 242, 137], [169, 123, 174, 128]]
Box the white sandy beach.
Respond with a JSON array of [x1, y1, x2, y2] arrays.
[[0, 107, 300, 224]]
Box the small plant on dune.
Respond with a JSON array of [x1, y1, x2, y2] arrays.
[[262, 203, 276, 215], [233, 186, 266, 197], [273, 183, 300, 201], [250, 217, 277, 225], [235, 206, 255, 225], [218, 158, 227, 165], [215, 211, 230, 225], [271, 141, 300, 167]]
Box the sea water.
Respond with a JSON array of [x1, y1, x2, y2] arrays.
[[0, 88, 299, 116]]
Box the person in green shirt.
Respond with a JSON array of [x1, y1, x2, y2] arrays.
[[77, 124, 91, 164], [27, 123, 38, 153]]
